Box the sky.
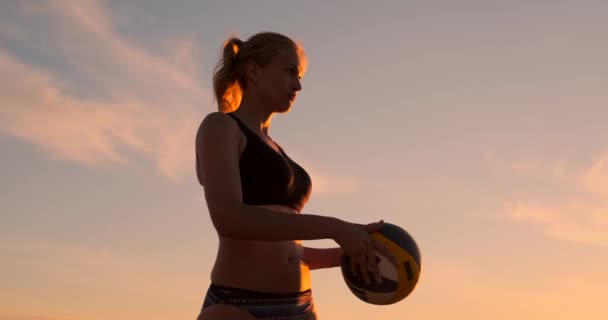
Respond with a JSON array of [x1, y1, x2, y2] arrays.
[[1, 0, 607, 319]]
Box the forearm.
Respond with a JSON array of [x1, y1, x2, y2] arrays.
[[217, 204, 344, 242], [303, 247, 343, 270]]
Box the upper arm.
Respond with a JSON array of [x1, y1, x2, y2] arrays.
[[196, 112, 243, 233]]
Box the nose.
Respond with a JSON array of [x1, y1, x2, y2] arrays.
[[293, 78, 302, 92]]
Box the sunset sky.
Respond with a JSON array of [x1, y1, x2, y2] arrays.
[[1, 1, 607, 319]]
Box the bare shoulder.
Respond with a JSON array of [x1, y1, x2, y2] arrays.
[[197, 112, 236, 138], [195, 111, 242, 188], [196, 112, 241, 150], [201, 111, 233, 127]]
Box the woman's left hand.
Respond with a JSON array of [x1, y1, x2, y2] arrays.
[[302, 247, 343, 270]]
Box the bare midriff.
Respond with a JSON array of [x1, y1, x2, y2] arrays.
[[209, 204, 312, 294]]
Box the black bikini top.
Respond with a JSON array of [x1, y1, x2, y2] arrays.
[[227, 113, 312, 212]]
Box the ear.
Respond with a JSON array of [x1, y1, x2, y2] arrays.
[[244, 61, 260, 85]]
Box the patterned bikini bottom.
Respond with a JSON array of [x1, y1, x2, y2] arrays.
[[200, 283, 315, 320]]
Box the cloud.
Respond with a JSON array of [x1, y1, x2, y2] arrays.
[[482, 148, 567, 177], [580, 152, 608, 198], [0, 0, 210, 178], [485, 149, 608, 246], [510, 202, 608, 246], [287, 157, 359, 195], [310, 168, 359, 195], [0, 0, 359, 194]]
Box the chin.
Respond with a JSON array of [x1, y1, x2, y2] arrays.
[[274, 103, 293, 114]]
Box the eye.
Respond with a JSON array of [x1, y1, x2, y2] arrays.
[[286, 68, 300, 79]]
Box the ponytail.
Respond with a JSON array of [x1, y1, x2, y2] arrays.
[[213, 37, 245, 113]]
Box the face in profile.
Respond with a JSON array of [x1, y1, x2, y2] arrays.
[[255, 47, 303, 114]]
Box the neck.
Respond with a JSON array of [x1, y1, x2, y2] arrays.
[[233, 94, 274, 135]]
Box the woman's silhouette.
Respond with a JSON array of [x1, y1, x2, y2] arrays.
[[195, 31, 398, 320]]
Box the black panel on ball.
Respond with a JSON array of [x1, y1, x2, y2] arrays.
[[377, 223, 421, 267]]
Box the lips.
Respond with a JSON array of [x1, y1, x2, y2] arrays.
[[288, 93, 296, 101]]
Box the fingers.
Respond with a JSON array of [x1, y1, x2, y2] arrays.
[[366, 249, 382, 284], [351, 243, 374, 285], [349, 252, 358, 277], [361, 220, 384, 233], [360, 241, 382, 285], [358, 251, 371, 284], [342, 223, 391, 285], [373, 240, 400, 266]]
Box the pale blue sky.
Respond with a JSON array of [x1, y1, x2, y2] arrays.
[[1, 1, 607, 319]]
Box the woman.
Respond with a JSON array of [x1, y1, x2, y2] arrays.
[[195, 31, 398, 320]]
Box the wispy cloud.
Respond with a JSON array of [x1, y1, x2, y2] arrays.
[[287, 157, 360, 195], [0, 0, 361, 194], [485, 149, 608, 246], [309, 169, 359, 195], [580, 152, 608, 199], [482, 149, 569, 178], [0, 0, 210, 178], [510, 202, 608, 246]]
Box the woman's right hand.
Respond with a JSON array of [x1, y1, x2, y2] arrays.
[[332, 219, 399, 285]]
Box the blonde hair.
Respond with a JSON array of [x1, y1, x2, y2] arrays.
[[212, 31, 307, 113]]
